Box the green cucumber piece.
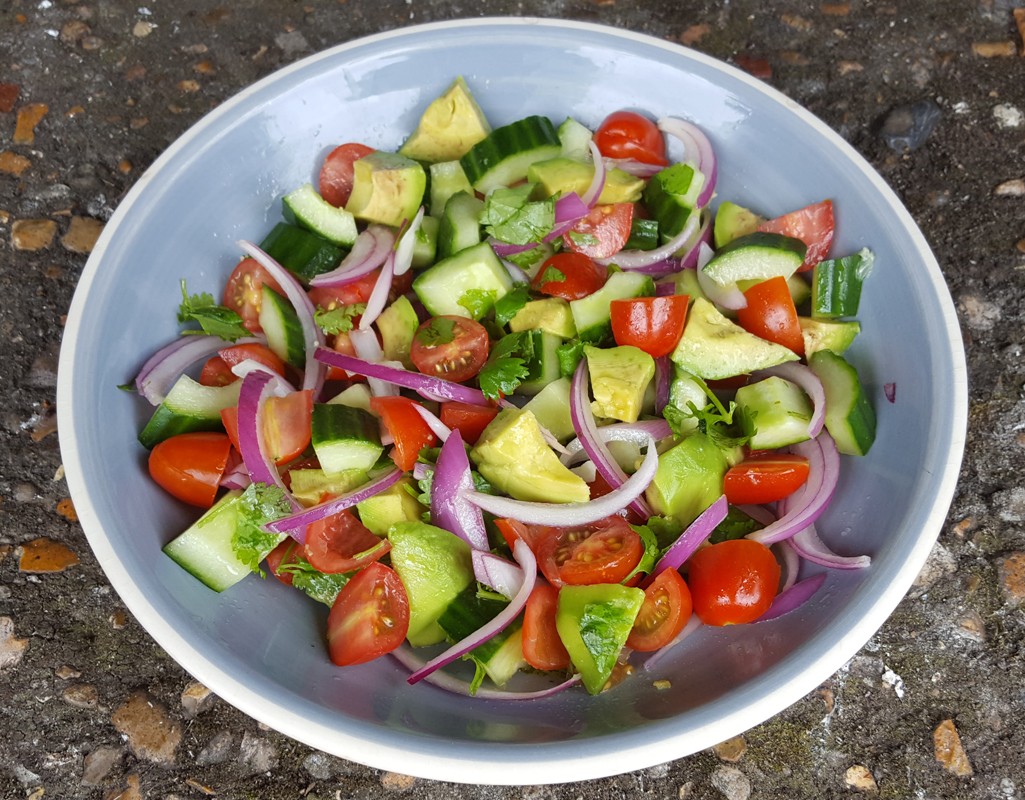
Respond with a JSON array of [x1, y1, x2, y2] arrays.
[[459, 115, 562, 193], [428, 160, 474, 218], [557, 116, 593, 160], [626, 217, 660, 250], [259, 222, 344, 282], [138, 375, 240, 449], [411, 214, 439, 269], [569, 270, 655, 344], [259, 284, 305, 369], [282, 183, 358, 246], [310, 404, 384, 473], [412, 241, 513, 320], [437, 190, 485, 259], [808, 350, 876, 455], [522, 376, 575, 441], [643, 162, 706, 241], [518, 330, 564, 396], [735, 375, 813, 449], [811, 248, 874, 319], [702, 231, 807, 286]]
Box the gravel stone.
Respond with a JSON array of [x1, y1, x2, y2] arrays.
[[710, 766, 751, 800]]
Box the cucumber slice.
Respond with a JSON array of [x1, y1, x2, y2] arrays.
[[259, 284, 305, 368], [259, 222, 344, 282], [471, 625, 526, 687], [282, 183, 358, 246], [459, 115, 562, 193], [411, 214, 439, 269], [428, 160, 474, 218], [412, 241, 513, 320], [702, 231, 807, 286], [163, 490, 255, 592], [437, 191, 484, 259], [735, 376, 813, 449], [138, 375, 240, 449], [310, 404, 384, 473], [518, 330, 564, 396], [808, 350, 876, 455], [522, 376, 575, 441], [643, 162, 706, 241], [557, 116, 593, 160], [569, 270, 655, 344], [811, 248, 873, 319], [626, 218, 660, 251]]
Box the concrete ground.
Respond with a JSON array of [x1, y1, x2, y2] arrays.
[[1, 1, 1024, 798]]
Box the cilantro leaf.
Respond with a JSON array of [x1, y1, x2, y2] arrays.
[[623, 523, 661, 585], [492, 284, 530, 327], [477, 331, 533, 400], [538, 265, 566, 285], [231, 482, 294, 576], [280, 558, 352, 606], [566, 230, 598, 248], [414, 316, 457, 347], [480, 185, 555, 245], [457, 289, 498, 319], [177, 280, 251, 342], [556, 339, 586, 378], [314, 302, 365, 335], [663, 373, 751, 451], [505, 243, 552, 270]]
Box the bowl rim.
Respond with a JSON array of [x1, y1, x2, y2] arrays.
[[56, 16, 968, 784]]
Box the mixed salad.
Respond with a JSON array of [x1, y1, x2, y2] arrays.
[[131, 76, 877, 698]]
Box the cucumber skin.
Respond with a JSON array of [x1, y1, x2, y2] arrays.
[[459, 115, 562, 192], [808, 349, 876, 456], [259, 222, 344, 282], [260, 284, 305, 369], [138, 376, 240, 449], [162, 490, 253, 592], [310, 404, 384, 473]]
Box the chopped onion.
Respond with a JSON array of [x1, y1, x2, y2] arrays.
[[500, 257, 531, 285], [463, 436, 657, 527], [679, 210, 713, 269], [595, 207, 700, 271], [561, 418, 672, 466], [489, 239, 535, 258], [604, 158, 663, 178], [413, 403, 452, 442], [219, 452, 251, 490], [229, 358, 294, 395], [580, 140, 606, 207], [135, 334, 255, 406], [408, 538, 537, 684], [643, 494, 728, 587], [392, 207, 424, 277], [358, 251, 394, 331], [545, 192, 590, 241], [570, 461, 597, 483], [789, 524, 871, 570], [756, 572, 828, 622], [568, 360, 652, 519], [657, 117, 717, 208], [263, 467, 403, 537], [472, 550, 524, 599], [884, 382, 896, 403], [430, 429, 488, 551], [391, 645, 581, 700], [697, 242, 748, 311], [775, 538, 801, 592], [747, 432, 840, 546], [235, 370, 301, 511], [754, 362, 826, 439], [348, 330, 400, 398], [641, 615, 703, 672], [238, 240, 326, 395], [308, 225, 395, 287]]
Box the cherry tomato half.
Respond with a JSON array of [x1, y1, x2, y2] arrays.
[[265, 537, 304, 586], [522, 581, 571, 671], [531, 251, 607, 300], [610, 294, 690, 358], [147, 432, 232, 508], [223, 257, 284, 334], [594, 110, 668, 166], [369, 395, 439, 472], [723, 454, 811, 505], [409, 315, 490, 383], [304, 509, 390, 574], [326, 562, 410, 666], [687, 539, 781, 626], [319, 142, 375, 208], [626, 568, 693, 652], [439, 401, 499, 444], [562, 202, 634, 259], [735, 276, 804, 356], [757, 199, 835, 271], [220, 389, 313, 465], [537, 516, 645, 587]]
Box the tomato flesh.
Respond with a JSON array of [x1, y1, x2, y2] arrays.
[[594, 110, 668, 166], [531, 251, 607, 300], [148, 432, 231, 508], [223, 258, 284, 334], [735, 276, 804, 356], [409, 316, 490, 383], [687, 539, 781, 626], [627, 569, 693, 652], [610, 294, 689, 358], [723, 454, 811, 505], [304, 509, 390, 574], [369, 396, 438, 472], [265, 537, 304, 586], [522, 581, 571, 671], [221, 389, 313, 464], [326, 562, 410, 666], [439, 401, 499, 444], [757, 199, 834, 271], [537, 517, 644, 587], [319, 142, 375, 208], [562, 202, 634, 259]]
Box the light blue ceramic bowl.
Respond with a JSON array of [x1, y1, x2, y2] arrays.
[[57, 18, 967, 784]]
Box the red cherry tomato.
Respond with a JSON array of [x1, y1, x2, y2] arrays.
[[147, 432, 232, 508], [626, 569, 693, 652], [687, 539, 781, 626], [265, 537, 304, 586], [200, 343, 287, 387], [562, 202, 634, 259], [493, 518, 559, 555], [319, 142, 375, 208], [220, 389, 313, 465], [304, 509, 390, 574], [326, 562, 410, 666], [369, 395, 438, 472], [522, 581, 571, 671], [439, 401, 499, 444], [222, 257, 284, 334], [594, 110, 668, 166], [735, 276, 805, 356], [537, 516, 645, 587], [757, 199, 835, 271], [199, 356, 236, 387], [723, 454, 811, 505], [531, 251, 607, 300], [409, 316, 490, 383], [610, 294, 689, 358]]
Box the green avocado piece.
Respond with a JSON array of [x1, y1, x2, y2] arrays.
[[288, 468, 369, 507], [345, 151, 426, 228], [356, 476, 424, 537], [584, 344, 655, 423], [399, 76, 492, 163], [799, 316, 861, 356], [645, 432, 729, 527], [523, 377, 576, 442], [527, 157, 645, 204], [556, 583, 645, 695], [671, 297, 800, 380], [509, 297, 577, 339], [376, 295, 420, 368], [469, 408, 589, 503], [713, 200, 766, 248], [388, 520, 474, 647]]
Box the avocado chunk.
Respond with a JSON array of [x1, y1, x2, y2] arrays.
[[356, 476, 425, 536], [509, 297, 577, 339], [376, 295, 420, 368], [556, 583, 645, 695], [470, 408, 589, 503], [799, 316, 861, 356], [527, 157, 645, 204], [345, 151, 426, 228], [399, 76, 492, 163], [645, 432, 729, 527], [713, 200, 766, 248], [288, 468, 369, 507], [522, 376, 576, 442], [388, 520, 474, 647], [671, 297, 800, 380], [584, 344, 655, 423]]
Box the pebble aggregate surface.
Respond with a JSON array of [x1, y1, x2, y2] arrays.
[[1, 0, 1024, 798]]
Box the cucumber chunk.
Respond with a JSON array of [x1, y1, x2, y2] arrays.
[[702, 231, 807, 286], [163, 490, 252, 592], [259, 222, 343, 282], [282, 183, 358, 246], [569, 271, 655, 344], [412, 241, 513, 320], [138, 375, 240, 449], [808, 350, 876, 455], [310, 404, 384, 473], [259, 284, 305, 368], [735, 375, 813, 449], [460, 115, 562, 193]]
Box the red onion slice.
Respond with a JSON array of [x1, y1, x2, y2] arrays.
[[776, 538, 801, 593], [643, 494, 728, 587], [263, 467, 403, 537], [654, 356, 671, 415], [408, 538, 537, 685], [696, 241, 748, 311], [884, 382, 897, 403], [561, 419, 672, 465], [358, 252, 394, 331], [569, 360, 652, 519], [413, 403, 452, 443], [756, 572, 828, 622], [489, 239, 536, 258], [308, 225, 395, 287], [641, 615, 703, 672], [604, 158, 663, 178], [471, 550, 524, 599], [595, 207, 700, 270], [235, 370, 301, 512], [347, 330, 400, 398], [500, 257, 531, 285], [228, 359, 294, 395], [679, 211, 713, 269], [237, 240, 326, 395], [135, 335, 257, 405], [658, 117, 717, 208], [463, 436, 657, 527], [789, 524, 871, 570], [580, 140, 606, 207], [392, 208, 424, 278], [545, 192, 590, 242], [430, 429, 488, 551]]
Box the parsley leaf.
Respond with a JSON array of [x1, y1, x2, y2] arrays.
[[566, 230, 598, 248], [279, 556, 352, 606], [414, 316, 457, 347], [538, 265, 566, 285], [492, 284, 530, 327], [556, 339, 587, 378], [177, 280, 251, 342], [314, 302, 365, 335], [623, 523, 660, 585], [231, 483, 294, 576], [477, 331, 533, 400], [458, 289, 498, 319], [663, 374, 750, 451], [480, 185, 555, 245]]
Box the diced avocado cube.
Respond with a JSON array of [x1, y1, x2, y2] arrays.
[[377, 295, 420, 368], [712, 200, 766, 248], [399, 76, 492, 163], [288, 468, 369, 507], [799, 317, 861, 357], [645, 433, 729, 527], [584, 345, 655, 423], [345, 151, 426, 228], [527, 157, 644, 204], [509, 297, 577, 339], [356, 476, 425, 536]]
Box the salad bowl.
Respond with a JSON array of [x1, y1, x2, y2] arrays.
[[57, 17, 967, 784]]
